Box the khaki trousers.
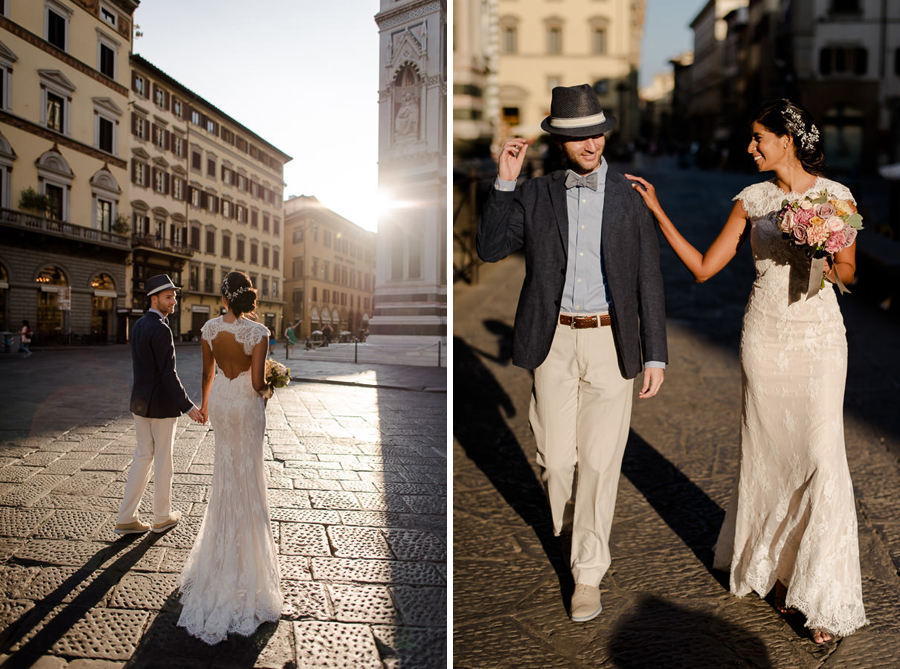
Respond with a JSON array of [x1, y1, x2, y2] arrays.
[[529, 317, 633, 587], [117, 414, 178, 525]]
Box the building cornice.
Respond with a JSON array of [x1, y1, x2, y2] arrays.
[[375, 0, 445, 30], [0, 110, 127, 169], [0, 16, 128, 97]]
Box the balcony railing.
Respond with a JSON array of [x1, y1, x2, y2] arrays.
[[132, 234, 194, 258], [0, 208, 131, 250]]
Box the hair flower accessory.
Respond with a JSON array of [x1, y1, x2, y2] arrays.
[[782, 107, 820, 151], [222, 282, 249, 301]]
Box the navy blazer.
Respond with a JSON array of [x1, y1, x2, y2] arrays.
[[129, 311, 194, 418], [477, 166, 667, 378]]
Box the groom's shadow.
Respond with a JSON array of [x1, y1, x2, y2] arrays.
[[454, 328, 573, 594], [124, 594, 279, 669]]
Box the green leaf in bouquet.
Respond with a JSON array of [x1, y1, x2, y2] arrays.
[[846, 213, 863, 229], [810, 191, 828, 205]]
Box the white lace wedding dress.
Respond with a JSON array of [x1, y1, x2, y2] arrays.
[[177, 316, 283, 645], [711, 177, 866, 637]]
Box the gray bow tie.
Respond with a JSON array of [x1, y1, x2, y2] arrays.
[[565, 171, 599, 190]]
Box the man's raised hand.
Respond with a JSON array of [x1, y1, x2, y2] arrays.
[[498, 138, 529, 182]]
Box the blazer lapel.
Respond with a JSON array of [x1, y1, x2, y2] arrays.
[[548, 170, 569, 251], [601, 168, 627, 273]]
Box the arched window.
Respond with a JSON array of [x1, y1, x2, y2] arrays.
[[36, 265, 68, 339], [90, 168, 121, 233], [392, 63, 421, 142]]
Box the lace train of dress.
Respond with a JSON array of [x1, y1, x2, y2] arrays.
[[712, 177, 866, 637], [177, 318, 282, 645]]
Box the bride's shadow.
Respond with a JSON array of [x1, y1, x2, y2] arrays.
[[124, 596, 278, 669]]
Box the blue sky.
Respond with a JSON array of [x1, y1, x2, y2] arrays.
[[640, 0, 706, 88]]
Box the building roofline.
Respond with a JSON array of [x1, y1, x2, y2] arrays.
[[130, 53, 293, 163], [284, 195, 374, 236]]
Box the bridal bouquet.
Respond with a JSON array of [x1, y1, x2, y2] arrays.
[[775, 190, 863, 296], [261, 358, 291, 398]]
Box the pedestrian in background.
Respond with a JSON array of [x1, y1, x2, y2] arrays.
[[284, 319, 300, 357], [115, 274, 203, 536], [628, 98, 866, 643], [18, 320, 32, 358], [477, 83, 668, 623]]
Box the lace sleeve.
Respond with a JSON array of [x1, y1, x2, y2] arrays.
[[821, 178, 856, 205], [200, 318, 217, 350]]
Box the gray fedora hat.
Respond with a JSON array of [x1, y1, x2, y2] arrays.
[[541, 84, 617, 137], [145, 274, 180, 297]]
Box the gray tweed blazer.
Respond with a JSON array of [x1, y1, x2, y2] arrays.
[[477, 166, 667, 378]]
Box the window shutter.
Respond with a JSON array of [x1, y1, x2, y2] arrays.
[[201, 192, 208, 208], [150, 123, 156, 142], [131, 71, 138, 92], [131, 112, 137, 135], [164, 173, 170, 195], [181, 179, 187, 200], [166, 130, 172, 152], [151, 167, 157, 188], [131, 159, 137, 183], [164, 90, 170, 110]]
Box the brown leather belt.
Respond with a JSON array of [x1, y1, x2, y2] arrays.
[[559, 314, 611, 328]]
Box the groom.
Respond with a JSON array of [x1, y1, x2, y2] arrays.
[[477, 84, 667, 621], [115, 274, 202, 535]]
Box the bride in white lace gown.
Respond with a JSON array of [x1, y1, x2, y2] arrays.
[[627, 99, 866, 643], [177, 271, 283, 644]]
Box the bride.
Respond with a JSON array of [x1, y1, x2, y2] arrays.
[[626, 99, 866, 643], [177, 271, 283, 644]]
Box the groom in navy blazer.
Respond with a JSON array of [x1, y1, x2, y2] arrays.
[[478, 84, 667, 623], [116, 274, 202, 536]]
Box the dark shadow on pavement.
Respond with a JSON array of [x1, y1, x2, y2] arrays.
[[610, 595, 772, 668], [621, 430, 727, 582], [453, 334, 571, 592], [0, 533, 160, 668], [124, 591, 278, 669]]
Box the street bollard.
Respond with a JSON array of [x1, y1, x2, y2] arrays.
[[437, 340, 441, 367], [354, 340, 358, 364]]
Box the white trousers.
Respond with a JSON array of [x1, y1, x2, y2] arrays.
[[529, 318, 634, 587], [117, 414, 178, 525]]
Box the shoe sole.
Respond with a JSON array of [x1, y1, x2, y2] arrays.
[[151, 521, 178, 533], [114, 528, 149, 535], [571, 603, 603, 622]]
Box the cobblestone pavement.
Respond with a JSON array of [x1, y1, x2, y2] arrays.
[[0, 347, 446, 668], [453, 161, 900, 668]]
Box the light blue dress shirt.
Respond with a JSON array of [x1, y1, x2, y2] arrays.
[[494, 159, 665, 370]]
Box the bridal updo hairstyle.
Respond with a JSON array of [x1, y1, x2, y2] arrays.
[[221, 271, 257, 318], [752, 98, 826, 176]]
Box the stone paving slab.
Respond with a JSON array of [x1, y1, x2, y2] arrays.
[[0, 347, 446, 666], [454, 163, 900, 667]]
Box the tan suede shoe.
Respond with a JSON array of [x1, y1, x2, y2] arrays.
[[151, 510, 181, 533], [570, 583, 602, 622], [115, 520, 150, 535]]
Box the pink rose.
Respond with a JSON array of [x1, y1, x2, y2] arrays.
[[826, 216, 844, 232], [825, 229, 846, 254], [817, 202, 836, 218], [807, 225, 829, 246], [792, 223, 809, 244], [844, 226, 858, 246]]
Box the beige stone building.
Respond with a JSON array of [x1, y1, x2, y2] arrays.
[[495, 0, 646, 144], [0, 0, 138, 343], [126, 55, 292, 341], [282, 195, 376, 342]]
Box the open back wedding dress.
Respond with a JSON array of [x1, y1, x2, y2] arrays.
[[177, 316, 283, 644], [712, 177, 867, 637]]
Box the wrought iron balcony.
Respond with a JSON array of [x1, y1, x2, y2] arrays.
[[131, 234, 194, 258], [0, 207, 131, 250]]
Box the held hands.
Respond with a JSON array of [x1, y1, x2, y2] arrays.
[[498, 138, 529, 182], [638, 367, 664, 399], [188, 406, 206, 424]]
